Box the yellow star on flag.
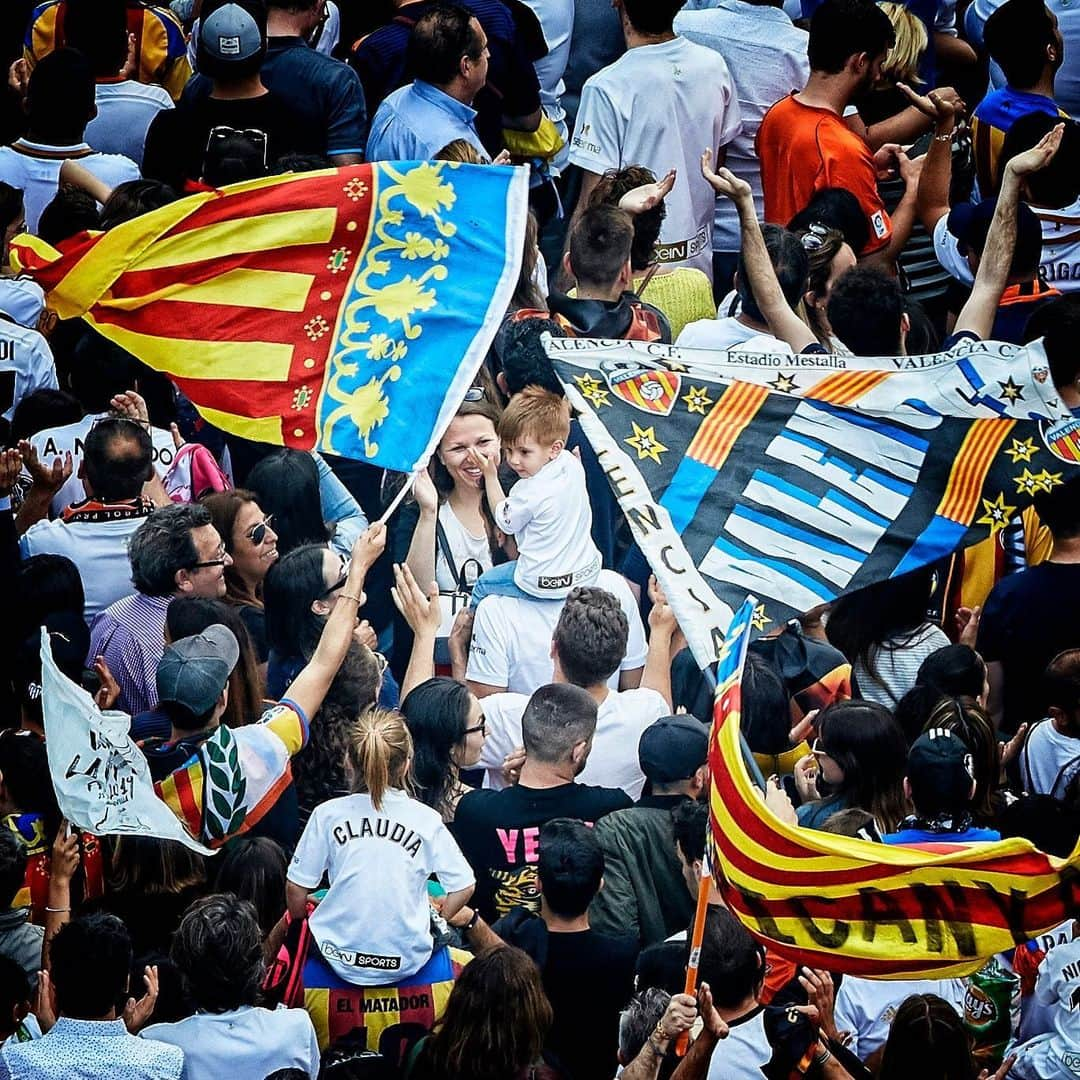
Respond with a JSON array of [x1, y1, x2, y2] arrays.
[[682, 385, 714, 415], [751, 604, 771, 632], [997, 376, 1025, 404], [1013, 468, 1043, 496], [1034, 468, 1064, 492], [977, 491, 1016, 536], [1004, 437, 1038, 463], [769, 372, 798, 393], [625, 422, 669, 465], [575, 373, 610, 409]]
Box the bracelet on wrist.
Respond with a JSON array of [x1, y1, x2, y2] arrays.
[[653, 1019, 671, 1042], [338, 592, 364, 605], [813, 1046, 832, 1067], [45, 906, 71, 913], [461, 908, 480, 932], [934, 130, 954, 142]]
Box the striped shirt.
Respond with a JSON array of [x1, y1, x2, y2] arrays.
[[88, 592, 172, 716]]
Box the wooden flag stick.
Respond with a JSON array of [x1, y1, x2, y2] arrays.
[[676, 862, 713, 1056]]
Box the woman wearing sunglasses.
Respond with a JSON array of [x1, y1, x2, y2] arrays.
[[401, 677, 487, 823], [794, 700, 909, 832], [202, 490, 279, 671]]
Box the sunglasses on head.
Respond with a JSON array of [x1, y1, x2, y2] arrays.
[[463, 386, 486, 402], [322, 569, 349, 598]]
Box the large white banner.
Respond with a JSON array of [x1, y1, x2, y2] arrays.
[[41, 630, 214, 855]]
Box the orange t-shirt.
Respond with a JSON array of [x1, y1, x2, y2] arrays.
[[756, 93, 891, 255]]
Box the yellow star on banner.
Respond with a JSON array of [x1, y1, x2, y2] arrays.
[[769, 372, 798, 393], [1004, 436, 1038, 463], [574, 373, 610, 409], [751, 603, 771, 632], [1034, 468, 1064, 492], [682, 385, 714, 415], [666, 360, 689, 373], [997, 376, 1025, 403], [1013, 468, 1043, 496], [625, 422, 668, 465], [977, 491, 1016, 536]]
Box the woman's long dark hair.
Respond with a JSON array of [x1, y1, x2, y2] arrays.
[[263, 544, 330, 662], [402, 678, 472, 818], [246, 450, 331, 556], [816, 700, 909, 830], [879, 994, 974, 1080], [827, 567, 936, 691], [419, 947, 553, 1080]]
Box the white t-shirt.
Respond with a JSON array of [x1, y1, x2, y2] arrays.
[[0, 277, 45, 329], [675, 1, 809, 253], [467, 569, 648, 695], [933, 201, 1080, 294], [19, 515, 143, 623], [834, 975, 969, 1060], [87, 80, 174, 166], [479, 687, 669, 799], [676, 315, 793, 354], [569, 36, 742, 279], [1019, 720, 1080, 800], [25, 414, 178, 518], [288, 788, 474, 986], [495, 449, 601, 599], [142, 1006, 319, 1080], [0, 320, 56, 420], [852, 622, 952, 710], [1007, 937, 1080, 1080], [706, 1007, 771, 1078], [520, 0, 574, 174], [436, 501, 491, 593], [0, 140, 140, 233]]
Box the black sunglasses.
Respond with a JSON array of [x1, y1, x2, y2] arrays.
[[246, 514, 275, 546]]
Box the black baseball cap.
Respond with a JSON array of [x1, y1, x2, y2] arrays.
[[907, 728, 977, 814], [947, 197, 1042, 277], [638, 715, 709, 784]]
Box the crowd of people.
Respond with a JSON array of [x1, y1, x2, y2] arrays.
[[0, 0, 1076, 1077]]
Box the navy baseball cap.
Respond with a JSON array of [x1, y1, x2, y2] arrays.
[[638, 715, 709, 783], [947, 197, 1042, 277]]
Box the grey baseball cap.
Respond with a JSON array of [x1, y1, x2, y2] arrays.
[[156, 625, 239, 716], [199, 2, 265, 68]]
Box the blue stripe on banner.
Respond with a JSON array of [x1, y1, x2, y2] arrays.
[[901, 399, 942, 417], [827, 487, 892, 529], [748, 469, 819, 508], [864, 467, 913, 497], [713, 535, 838, 603], [892, 515, 970, 576], [957, 358, 1008, 416], [731, 504, 866, 562], [662, 455, 718, 534], [806, 399, 931, 452]]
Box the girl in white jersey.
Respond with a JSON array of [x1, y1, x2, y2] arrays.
[[286, 708, 475, 986]]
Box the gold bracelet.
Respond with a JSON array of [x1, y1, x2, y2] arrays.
[[653, 1019, 671, 1042], [934, 130, 954, 142], [339, 592, 364, 604]]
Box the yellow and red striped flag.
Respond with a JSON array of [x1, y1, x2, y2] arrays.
[[12, 161, 528, 472], [710, 598, 1080, 979]]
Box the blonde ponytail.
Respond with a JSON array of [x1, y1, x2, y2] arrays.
[[346, 707, 412, 811]]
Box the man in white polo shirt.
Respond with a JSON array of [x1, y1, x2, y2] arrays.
[[568, 0, 742, 283], [467, 571, 647, 699], [0, 49, 139, 233], [474, 585, 674, 799]]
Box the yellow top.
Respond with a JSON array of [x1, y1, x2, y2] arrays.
[[632, 267, 715, 341]]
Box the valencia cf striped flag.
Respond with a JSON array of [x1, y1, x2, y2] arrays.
[[13, 162, 528, 473], [548, 336, 1080, 666], [710, 599, 1080, 978]]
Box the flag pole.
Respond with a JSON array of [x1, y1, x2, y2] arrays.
[[378, 472, 417, 525], [676, 862, 713, 1056]]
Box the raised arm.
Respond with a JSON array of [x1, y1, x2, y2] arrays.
[[912, 88, 960, 233], [285, 523, 387, 719], [701, 150, 816, 353], [954, 123, 1064, 339]]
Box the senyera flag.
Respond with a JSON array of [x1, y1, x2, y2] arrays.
[[710, 599, 1080, 979], [12, 162, 528, 472]]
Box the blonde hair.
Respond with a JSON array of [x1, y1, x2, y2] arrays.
[[344, 707, 413, 811], [498, 386, 570, 448], [436, 139, 486, 164], [879, 2, 927, 85]]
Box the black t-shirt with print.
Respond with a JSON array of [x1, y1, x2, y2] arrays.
[[452, 782, 632, 922]]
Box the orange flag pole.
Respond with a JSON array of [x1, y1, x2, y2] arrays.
[[676, 862, 713, 1056]]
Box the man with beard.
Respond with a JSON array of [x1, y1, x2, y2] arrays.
[[756, 0, 901, 260]]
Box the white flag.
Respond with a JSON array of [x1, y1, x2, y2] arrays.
[[40, 629, 214, 855]]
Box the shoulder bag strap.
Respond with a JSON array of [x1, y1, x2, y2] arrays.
[[435, 515, 460, 585]]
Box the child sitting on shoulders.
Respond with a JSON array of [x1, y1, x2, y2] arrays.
[[467, 387, 601, 605]]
